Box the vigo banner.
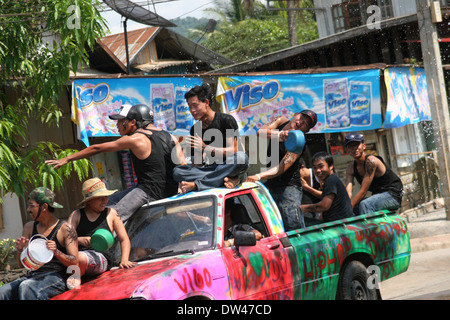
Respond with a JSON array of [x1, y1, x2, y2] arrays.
[[383, 67, 431, 129], [216, 69, 382, 135], [72, 77, 203, 146]]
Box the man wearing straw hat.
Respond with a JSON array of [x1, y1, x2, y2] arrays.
[[45, 104, 186, 222], [68, 178, 135, 277], [0, 187, 78, 300]]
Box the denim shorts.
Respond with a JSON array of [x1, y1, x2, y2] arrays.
[[354, 192, 401, 215], [267, 185, 305, 231]]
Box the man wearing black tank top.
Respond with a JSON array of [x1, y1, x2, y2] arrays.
[[45, 104, 185, 222], [246, 110, 318, 231], [0, 187, 78, 300], [344, 132, 403, 215]]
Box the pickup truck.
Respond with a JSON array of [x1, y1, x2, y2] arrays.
[[53, 181, 410, 300]]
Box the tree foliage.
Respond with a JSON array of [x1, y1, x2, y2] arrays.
[[0, 0, 104, 200], [201, 0, 318, 63]]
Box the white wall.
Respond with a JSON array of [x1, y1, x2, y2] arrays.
[[0, 193, 24, 240], [392, 0, 418, 16]]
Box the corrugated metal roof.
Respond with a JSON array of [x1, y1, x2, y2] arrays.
[[101, 27, 234, 70], [101, 27, 160, 66]]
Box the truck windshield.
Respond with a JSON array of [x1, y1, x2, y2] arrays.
[[125, 197, 215, 261]]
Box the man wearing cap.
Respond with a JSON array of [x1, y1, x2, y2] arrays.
[[344, 132, 403, 215], [0, 187, 78, 300], [246, 110, 318, 231], [45, 104, 185, 222]]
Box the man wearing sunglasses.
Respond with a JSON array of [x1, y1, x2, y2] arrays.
[[344, 132, 403, 215]]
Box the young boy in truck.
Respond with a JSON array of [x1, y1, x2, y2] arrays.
[[301, 152, 354, 223]]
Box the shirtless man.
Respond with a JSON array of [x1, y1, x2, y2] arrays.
[[344, 132, 403, 215]]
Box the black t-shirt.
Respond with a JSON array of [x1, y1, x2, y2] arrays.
[[190, 112, 239, 165], [321, 174, 354, 222]]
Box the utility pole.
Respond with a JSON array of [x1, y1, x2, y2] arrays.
[[416, 0, 450, 219]]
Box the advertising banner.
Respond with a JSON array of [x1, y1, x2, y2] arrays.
[[72, 77, 202, 146], [216, 69, 382, 135], [383, 67, 431, 129]]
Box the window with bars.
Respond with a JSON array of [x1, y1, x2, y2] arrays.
[[331, 0, 394, 33]]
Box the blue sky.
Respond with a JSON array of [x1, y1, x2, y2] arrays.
[[101, 0, 216, 34]]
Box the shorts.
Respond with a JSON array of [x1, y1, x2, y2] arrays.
[[80, 250, 108, 276]]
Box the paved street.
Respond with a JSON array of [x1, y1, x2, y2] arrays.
[[381, 204, 450, 300], [381, 247, 450, 299]]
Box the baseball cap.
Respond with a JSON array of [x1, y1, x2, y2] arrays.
[[109, 104, 154, 121], [29, 187, 63, 208], [344, 132, 364, 146], [300, 110, 318, 129]]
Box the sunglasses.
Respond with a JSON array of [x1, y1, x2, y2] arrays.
[[346, 133, 364, 140], [345, 133, 364, 146]]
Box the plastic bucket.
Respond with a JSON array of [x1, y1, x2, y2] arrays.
[[91, 228, 114, 252], [285, 130, 306, 154], [20, 234, 54, 271]]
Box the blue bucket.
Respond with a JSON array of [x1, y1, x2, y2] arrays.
[[285, 130, 306, 154]]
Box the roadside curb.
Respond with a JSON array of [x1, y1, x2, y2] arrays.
[[410, 233, 450, 253]]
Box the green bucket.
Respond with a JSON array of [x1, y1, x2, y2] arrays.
[[91, 228, 114, 252]]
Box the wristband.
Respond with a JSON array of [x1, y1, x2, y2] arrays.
[[256, 174, 261, 180]]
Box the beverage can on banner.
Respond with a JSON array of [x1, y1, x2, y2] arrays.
[[349, 81, 371, 125], [151, 83, 176, 131], [324, 79, 350, 128], [174, 86, 194, 130]]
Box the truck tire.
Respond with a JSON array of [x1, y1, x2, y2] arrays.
[[338, 260, 378, 300]]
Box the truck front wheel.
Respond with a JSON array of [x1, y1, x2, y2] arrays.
[[338, 260, 378, 300]]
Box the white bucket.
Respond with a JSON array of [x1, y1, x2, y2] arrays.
[[20, 234, 54, 271]]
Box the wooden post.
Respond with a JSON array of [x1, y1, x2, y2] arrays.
[[416, 0, 450, 219]]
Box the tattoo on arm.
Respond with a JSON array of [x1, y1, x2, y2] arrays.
[[266, 116, 280, 127], [282, 152, 295, 166], [55, 249, 77, 262], [366, 157, 376, 175], [66, 224, 78, 247]]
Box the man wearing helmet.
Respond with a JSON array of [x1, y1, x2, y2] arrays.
[[45, 104, 185, 222]]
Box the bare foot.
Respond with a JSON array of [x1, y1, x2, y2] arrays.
[[224, 177, 240, 189], [180, 181, 197, 194]]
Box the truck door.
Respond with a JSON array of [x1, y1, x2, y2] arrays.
[[221, 192, 295, 300]]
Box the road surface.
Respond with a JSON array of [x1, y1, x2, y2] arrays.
[[380, 247, 450, 300]]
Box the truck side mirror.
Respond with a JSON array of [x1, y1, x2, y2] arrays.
[[234, 231, 257, 247], [233, 231, 256, 260]]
